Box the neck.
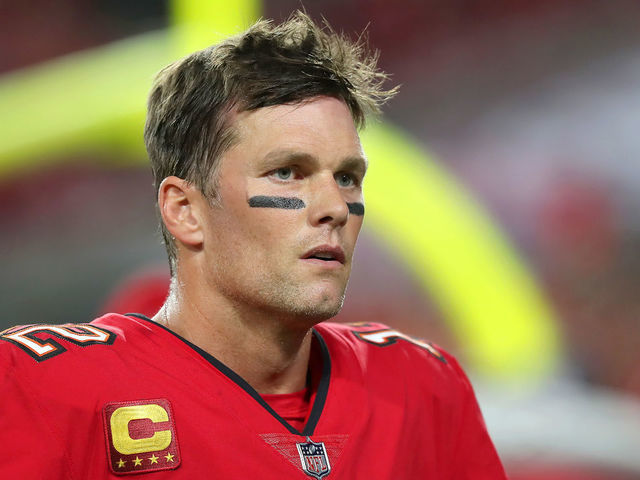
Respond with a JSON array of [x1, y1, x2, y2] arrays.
[[153, 277, 314, 395]]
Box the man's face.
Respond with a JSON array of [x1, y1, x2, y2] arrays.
[[200, 96, 366, 324]]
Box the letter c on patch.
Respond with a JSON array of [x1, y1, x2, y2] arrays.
[[110, 404, 172, 455]]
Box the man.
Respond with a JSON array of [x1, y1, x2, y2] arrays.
[[0, 12, 507, 479]]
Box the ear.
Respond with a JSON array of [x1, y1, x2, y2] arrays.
[[157, 176, 205, 249]]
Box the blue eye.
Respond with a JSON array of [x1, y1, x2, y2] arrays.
[[336, 173, 355, 187], [275, 167, 292, 180]]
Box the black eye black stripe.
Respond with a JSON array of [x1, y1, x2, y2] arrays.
[[248, 196, 365, 216], [248, 196, 305, 209], [347, 202, 364, 216]]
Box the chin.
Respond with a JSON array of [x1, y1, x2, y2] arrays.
[[258, 279, 347, 322], [307, 304, 343, 322], [303, 292, 346, 321], [280, 291, 345, 323]]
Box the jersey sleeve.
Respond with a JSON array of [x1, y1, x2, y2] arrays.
[[0, 346, 72, 479], [447, 356, 507, 480]]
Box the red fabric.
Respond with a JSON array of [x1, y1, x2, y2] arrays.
[[261, 388, 311, 432], [0, 316, 506, 479]]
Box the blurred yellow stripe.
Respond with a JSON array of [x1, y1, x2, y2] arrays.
[[171, 0, 260, 55], [361, 123, 560, 380], [0, 32, 169, 176]]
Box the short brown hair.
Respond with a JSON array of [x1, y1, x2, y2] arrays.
[[144, 11, 397, 273]]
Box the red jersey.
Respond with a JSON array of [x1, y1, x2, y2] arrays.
[[0, 314, 506, 479]]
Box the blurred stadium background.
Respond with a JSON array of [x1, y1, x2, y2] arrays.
[[1, 0, 639, 478]]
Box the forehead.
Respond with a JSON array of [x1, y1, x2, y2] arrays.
[[227, 96, 365, 168]]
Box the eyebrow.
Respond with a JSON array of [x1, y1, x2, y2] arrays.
[[261, 149, 368, 176]]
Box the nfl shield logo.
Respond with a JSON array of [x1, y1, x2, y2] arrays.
[[296, 436, 331, 479]]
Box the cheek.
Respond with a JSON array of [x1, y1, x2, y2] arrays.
[[347, 215, 364, 238], [239, 208, 303, 247]]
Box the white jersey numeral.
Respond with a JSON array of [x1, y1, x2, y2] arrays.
[[352, 327, 445, 362], [1, 324, 116, 361]]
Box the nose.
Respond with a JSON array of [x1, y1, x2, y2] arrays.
[[308, 174, 350, 228]]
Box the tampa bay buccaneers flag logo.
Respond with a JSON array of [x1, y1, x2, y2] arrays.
[[296, 437, 331, 479]]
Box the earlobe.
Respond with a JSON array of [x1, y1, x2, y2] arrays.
[[158, 176, 204, 248]]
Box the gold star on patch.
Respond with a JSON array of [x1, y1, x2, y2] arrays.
[[165, 452, 175, 462], [149, 454, 159, 464], [116, 459, 126, 468], [133, 456, 143, 467]]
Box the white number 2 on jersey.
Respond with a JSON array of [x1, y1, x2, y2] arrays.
[[0, 324, 116, 362]]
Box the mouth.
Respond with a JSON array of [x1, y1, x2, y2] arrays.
[[301, 245, 346, 265]]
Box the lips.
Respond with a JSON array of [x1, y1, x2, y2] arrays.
[[302, 245, 346, 264]]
